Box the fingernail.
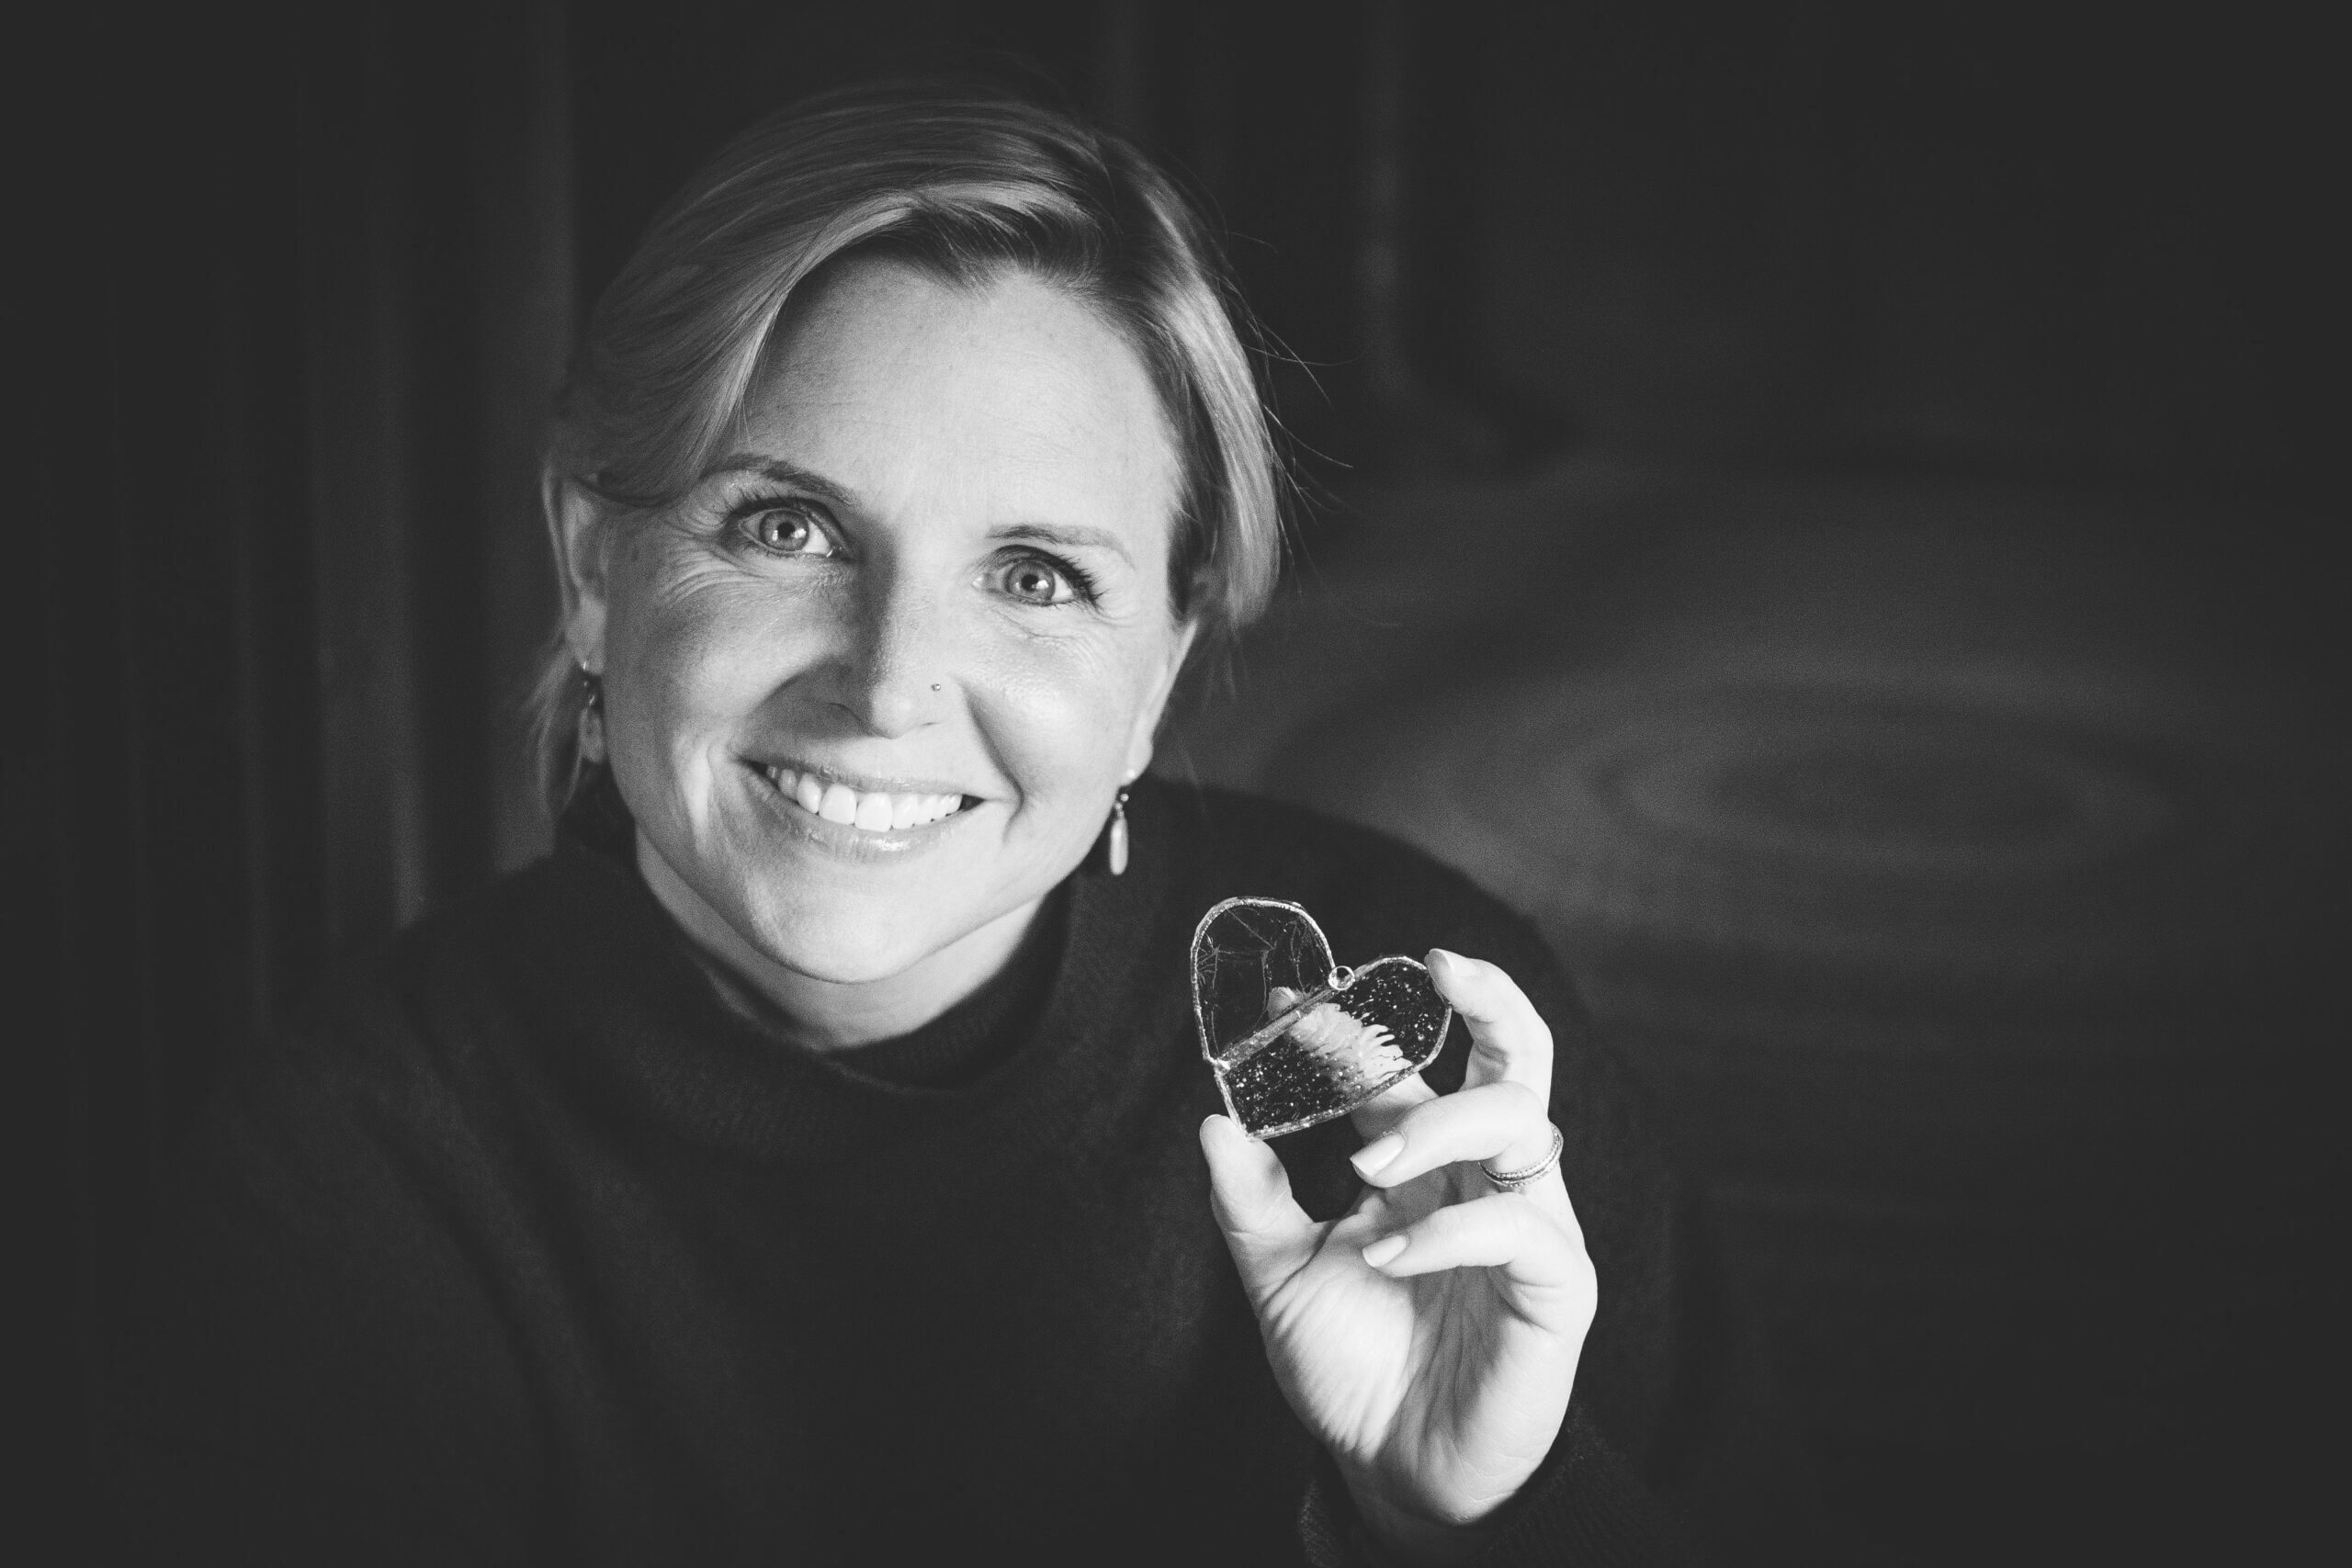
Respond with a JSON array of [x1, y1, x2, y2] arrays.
[[1351, 1134, 1405, 1179], [1361, 1235, 1408, 1269]]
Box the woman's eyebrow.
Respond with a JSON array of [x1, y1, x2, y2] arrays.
[[703, 453, 859, 509], [994, 523, 1135, 566]]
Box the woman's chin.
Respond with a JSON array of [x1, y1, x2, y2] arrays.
[[738, 898, 987, 990], [764, 936, 934, 990]]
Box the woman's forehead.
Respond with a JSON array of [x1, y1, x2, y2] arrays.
[[731, 259, 1181, 540]]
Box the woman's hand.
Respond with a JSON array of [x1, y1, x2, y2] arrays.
[[1199, 950, 1595, 1565]]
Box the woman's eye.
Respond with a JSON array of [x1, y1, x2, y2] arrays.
[[994, 555, 1083, 606], [736, 502, 837, 557]]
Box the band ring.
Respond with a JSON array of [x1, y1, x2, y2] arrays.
[[1481, 1125, 1564, 1192]]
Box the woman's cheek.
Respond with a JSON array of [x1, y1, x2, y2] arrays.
[[984, 631, 1164, 812], [609, 566, 819, 822], [634, 561, 820, 722]]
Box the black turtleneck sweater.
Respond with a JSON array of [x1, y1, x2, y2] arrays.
[[103, 777, 1802, 1564]]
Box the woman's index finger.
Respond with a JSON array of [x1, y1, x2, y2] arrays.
[[1427, 949, 1555, 1095]]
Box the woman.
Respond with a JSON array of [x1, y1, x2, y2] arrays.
[[109, 85, 1785, 1563]]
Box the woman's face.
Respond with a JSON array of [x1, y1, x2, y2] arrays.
[[560, 258, 1192, 1026]]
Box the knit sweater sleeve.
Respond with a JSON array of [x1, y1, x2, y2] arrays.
[[1459, 913, 1736, 1563], [1296, 1405, 1701, 1565]]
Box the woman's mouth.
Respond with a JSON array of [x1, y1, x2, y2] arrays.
[[752, 762, 977, 833]]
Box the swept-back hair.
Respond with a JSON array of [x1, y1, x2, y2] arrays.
[[531, 81, 1285, 814]]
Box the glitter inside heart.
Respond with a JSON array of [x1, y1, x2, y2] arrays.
[[1191, 897, 1453, 1139]]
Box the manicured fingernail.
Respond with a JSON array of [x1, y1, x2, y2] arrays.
[[1351, 1134, 1405, 1179], [1361, 1235, 1408, 1269]]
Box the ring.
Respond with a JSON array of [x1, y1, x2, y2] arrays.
[[1480, 1125, 1563, 1193]]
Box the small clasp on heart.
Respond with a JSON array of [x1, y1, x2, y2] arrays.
[[1327, 964, 1356, 990]]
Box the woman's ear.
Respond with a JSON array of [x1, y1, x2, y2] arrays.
[[544, 468, 612, 672], [1123, 618, 1202, 781]]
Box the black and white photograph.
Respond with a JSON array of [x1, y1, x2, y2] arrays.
[[26, 2, 2340, 1562]]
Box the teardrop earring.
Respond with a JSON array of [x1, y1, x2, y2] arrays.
[[1105, 787, 1130, 876], [576, 663, 607, 765]]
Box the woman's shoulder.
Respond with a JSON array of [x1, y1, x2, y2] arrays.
[[206, 856, 587, 1145], [1149, 776, 1475, 891], [296, 859, 555, 1034]]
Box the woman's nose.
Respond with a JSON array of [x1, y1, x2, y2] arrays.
[[820, 574, 950, 738]]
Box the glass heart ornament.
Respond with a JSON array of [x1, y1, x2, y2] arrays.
[[1191, 897, 1453, 1139]]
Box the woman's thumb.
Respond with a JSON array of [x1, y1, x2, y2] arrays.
[[1199, 1114, 1320, 1303]]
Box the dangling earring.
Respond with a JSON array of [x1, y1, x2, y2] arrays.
[[576, 663, 607, 765], [1105, 786, 1130, 876]]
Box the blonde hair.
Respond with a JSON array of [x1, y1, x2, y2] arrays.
[[532, 82, 1285, 814]]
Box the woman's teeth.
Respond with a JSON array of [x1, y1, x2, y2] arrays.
[[763, 766, 967, 831]]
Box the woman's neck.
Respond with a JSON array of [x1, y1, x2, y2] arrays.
[[633, 828, 1042, 1052]]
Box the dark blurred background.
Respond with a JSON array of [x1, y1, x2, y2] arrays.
[[24, 1, 2343, 1559]]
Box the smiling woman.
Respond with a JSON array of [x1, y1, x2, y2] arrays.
[[572, 260, 1195, 1043], [104, 83, 1811, 1565]]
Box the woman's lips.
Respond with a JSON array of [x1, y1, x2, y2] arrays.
[[752, 762, 974, 833]]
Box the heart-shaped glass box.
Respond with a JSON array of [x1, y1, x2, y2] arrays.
[[1191, 897, 1453, 1139]]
